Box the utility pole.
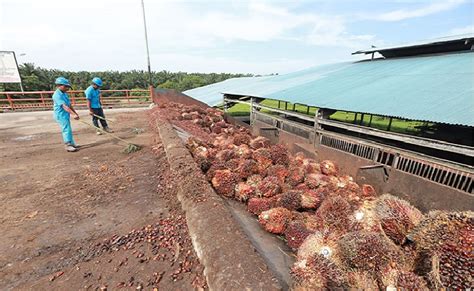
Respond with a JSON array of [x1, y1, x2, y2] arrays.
[[141, 0, 153, 86]]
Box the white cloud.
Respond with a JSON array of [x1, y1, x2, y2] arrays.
[[447, 24, 474, 35], [370, 0, 466, 21]]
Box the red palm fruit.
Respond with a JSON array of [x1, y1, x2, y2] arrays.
[[266, 165, 289, 185], [211, 169, 238, 197], [291, 254, 348, 290], [247, 197, 274, 215], [286, 166, 305, 186], [338, 231, 405, 274], [215, 149, 235, 161], [205, 160, 227, 181], [347, 271, 379, 290], [249, 136, 271, 149], [305, 173, 331, 189], [234, 144, 252, 159], [350, 199, 383, 233], [210, 115, 223, 123], [320, 160, 338, 176], [252, 148, 273, 174], [284, 220, 313, 250], [181, 112, 193, 120], [300, 190, 323, 209], [224, 158, 241, 171], [270, 144, 290, 166], [236, 159, 259, 180], [279, 190, 303, 210], [215, 120, 228, 128], [258, 207, 293, 234], [297, 231, 341, 262], [233, 133, 252, 146], [211, 124, 222, 134], [235, 182, 255, 202], [303, 160, 320, 174], [314, 195, 352, 236], [256, 176, 281, 197], [361, 184, 377, 198], [246, 174, 263, 187], [396, 271, 429, 290], [375, 194, 423, 245], [294, 152, 305, 164]]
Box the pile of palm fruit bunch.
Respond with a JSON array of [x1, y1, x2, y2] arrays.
[[156, 102, 473, 289]]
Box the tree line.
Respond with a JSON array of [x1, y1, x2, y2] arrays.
[[0, 63, 252, 92]]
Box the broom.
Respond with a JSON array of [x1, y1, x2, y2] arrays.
[[92, 113, 143, 134], [76, 119, 141, 153]]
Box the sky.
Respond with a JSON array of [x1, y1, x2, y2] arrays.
[[0, 0, 473, 75]]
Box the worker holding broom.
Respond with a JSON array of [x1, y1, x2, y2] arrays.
[[52, 77, 80, 152], [85, 77, 113, 135]]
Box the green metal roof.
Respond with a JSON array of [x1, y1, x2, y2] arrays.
[[184, 51, 474, 126]]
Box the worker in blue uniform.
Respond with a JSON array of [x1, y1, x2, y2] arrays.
[[85, 77, 112, 135], [52, 77, 80, 152]]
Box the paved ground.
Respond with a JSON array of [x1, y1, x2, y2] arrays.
[[0, 108, 206, 290]]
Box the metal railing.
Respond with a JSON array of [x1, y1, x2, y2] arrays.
[[0, 89, 152, 111]]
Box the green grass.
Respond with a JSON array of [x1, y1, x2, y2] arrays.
[[225, 99, 430, 134]]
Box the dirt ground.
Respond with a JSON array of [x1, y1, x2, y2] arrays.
[[0, 109, 206, 290]]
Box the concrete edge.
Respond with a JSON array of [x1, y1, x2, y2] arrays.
[[155, 118, 282, 291]]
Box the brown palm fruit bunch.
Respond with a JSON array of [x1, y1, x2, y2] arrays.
[[236, 159, 259, 180], [285, 220, 313, 250], [249, 136, 271, 149], [270, 144, 290, 166], [338, 231, 405, 274], [361, 184, 377, 198], [305, 173, 331, 189], [266, 165, 289, 185], [350, 199, 383, 233], [211, 169, 238, 197], [247, 197, 275, 215], [232, 133, 251, 146], [302, 160, 320, 174], [299, 212, 319, 232], [258, 207, 293, 234], [320, 160, 338, 176], [347, 271, 379, 290], [212, 135, 234, 149], [279, 190, 303, 210], [395, 271, 429, 290], [211, 123, 223, 134], [291, 254, 348, 290], [256, 176, 281, 198], [234, 144, 253, 159], [215, 148, 236, 161], [375, 194, 423, 245], [181, 112, 193, 120], [300, 190, 322, 209], [224, 158, 241, 171], [408, 211, 473, 289], [294, 152, 305, 164], [297, 231, 341, 263], [205, 160, 227, 181], [234, 182, 256, 202], [313, 195, 353, 237], [252, 148, 273, 174], [286, 165, 305, 186], [246, 174, 263, 187]]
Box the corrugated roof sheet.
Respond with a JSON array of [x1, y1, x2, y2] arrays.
[[183, 51, 474, 126]]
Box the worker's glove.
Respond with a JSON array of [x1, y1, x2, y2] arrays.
[[89, 111, 94, 116], [74, 114, 80, 120]]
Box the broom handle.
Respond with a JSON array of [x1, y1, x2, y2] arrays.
[[92, 113, 115, 123], [76, 119, 131, 145]]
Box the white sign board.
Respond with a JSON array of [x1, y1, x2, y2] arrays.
[[0, 51, 21, 83]]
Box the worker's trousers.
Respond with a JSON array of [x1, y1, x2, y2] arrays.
[[91, 108, 108, 129], [56, 118, 75, 145]]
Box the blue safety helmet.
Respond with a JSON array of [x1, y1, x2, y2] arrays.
[[92, 77, 103, 87], [55, 76, 71, 87]]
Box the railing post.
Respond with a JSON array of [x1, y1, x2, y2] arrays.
[[126, 90, 130, 104], [70, 92, 76, 106], [40, 93, 46, 107], [6, 94, 14, 110], [313, 108, 322, 146]]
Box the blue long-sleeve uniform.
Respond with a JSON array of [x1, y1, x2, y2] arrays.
[[52, 89, 75, 145]]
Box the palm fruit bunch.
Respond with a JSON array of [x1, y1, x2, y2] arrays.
[[304, 173, 330, 189], [284, 220, 313, 249], [286, 164, 305, 186], [394, 271, 429, 290], [319, 159, 338, 176], [247, 197, 275, 215], [246, 174, 263, 187], [205, 160, 227, 181], [232, 132, 251, 146], [234, 144, 253, 159], [235, 159, 259, 180], [338, 231, 405, 277], [252, 148, 273, 174], [279, 190, 303, 211], [291, 254, 348, 290], [407, 211, 473, 289], [215, 148, 235, 161], [270, 144, 290, 166], [258, 207, 293, 234], [375, 194, 423, 245], [234, 182, 255, 202], [313, 195, 353, 237], [211, 169, 238, 197], [256, 176, 281, 197], [361, 184, 377, 198], [350, 199, 382, 233], [346, 271, 379, 290], [297, 231, 341, 264], [266, 165, 289, 185], [249, 136, 271, 149]]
